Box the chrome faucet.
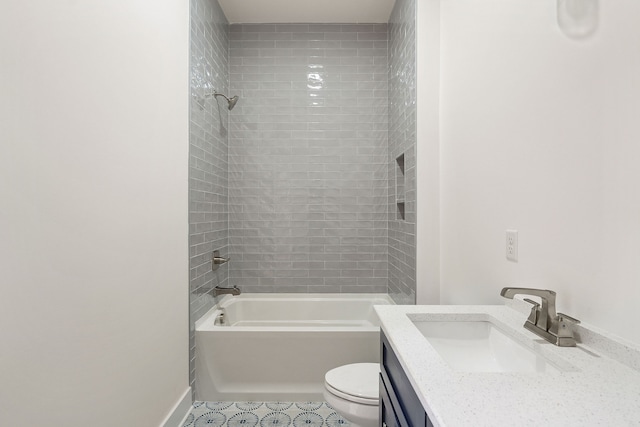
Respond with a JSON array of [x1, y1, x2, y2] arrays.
[[500, 287, 580, 347]]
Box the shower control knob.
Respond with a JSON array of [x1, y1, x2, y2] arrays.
[[211, 250, 230, 271]]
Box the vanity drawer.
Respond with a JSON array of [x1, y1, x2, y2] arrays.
[[380, 331, 431, 427]]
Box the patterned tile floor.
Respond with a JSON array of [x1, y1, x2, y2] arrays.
[[183, 402, 350, 427]]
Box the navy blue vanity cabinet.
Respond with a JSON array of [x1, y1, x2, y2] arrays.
[[380, 331, 432, 427]]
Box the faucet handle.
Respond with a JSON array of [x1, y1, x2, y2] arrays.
[[553, 312, 581, 345], [211, 249, 230, 271], [523, 298, 540, 325], [557, 312, 580, 324]]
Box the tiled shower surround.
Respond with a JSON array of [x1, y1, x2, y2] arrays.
[[388, 0, 417, 304], [189, 0, 229, 392], [189, 0, 417, 395], [228, 24, 390, 293]]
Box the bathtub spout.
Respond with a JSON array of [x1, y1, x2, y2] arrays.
[[213, 285, 241, 297]]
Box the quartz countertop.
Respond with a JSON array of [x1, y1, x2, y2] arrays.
[[374, 304, 640, 427]]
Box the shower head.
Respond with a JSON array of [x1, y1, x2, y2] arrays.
[[210, 91, 239, 110], [227, 95, 239, 110]]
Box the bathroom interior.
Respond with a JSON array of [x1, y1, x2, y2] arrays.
[[2, 0, 639, 426]]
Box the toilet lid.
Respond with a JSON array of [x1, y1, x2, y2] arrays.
[[325, 363, 380, 401]]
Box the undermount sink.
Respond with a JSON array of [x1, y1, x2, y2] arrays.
[[411, 318, 562, 373]]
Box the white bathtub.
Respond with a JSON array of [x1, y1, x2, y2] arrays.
[[195, 293, 394, 401]]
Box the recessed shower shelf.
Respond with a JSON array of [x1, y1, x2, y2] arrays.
[[396, 201, 406, 220], [396, 153, 406, 220]]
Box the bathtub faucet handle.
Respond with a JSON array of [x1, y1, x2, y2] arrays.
[[212, 250, 230, 271]]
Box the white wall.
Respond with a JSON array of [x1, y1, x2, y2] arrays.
[[0, 1, 190, 426], [416, 0, 441, 305], [438, 0, 640, 344]]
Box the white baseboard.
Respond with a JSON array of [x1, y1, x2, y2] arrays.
[[161, 387, 192, 427]]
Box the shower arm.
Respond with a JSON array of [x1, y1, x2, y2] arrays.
[[206, 91, 231, 102]]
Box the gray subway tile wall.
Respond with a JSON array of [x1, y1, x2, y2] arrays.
[[228, 24, 389, 293], [189, 1, 418, 396], [388, 0, 417, 304], [189, 0, 229, 393]]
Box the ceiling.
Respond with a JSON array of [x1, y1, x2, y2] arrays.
[[218, 0, 396, 24]]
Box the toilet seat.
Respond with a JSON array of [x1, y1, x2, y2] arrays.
[[325, 382, 379, 405], [324, 363, 380, 406]]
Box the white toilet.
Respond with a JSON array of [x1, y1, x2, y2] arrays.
[[323, 363, 380, 427]]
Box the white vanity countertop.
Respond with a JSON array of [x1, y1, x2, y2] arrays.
[[374, 304, 640, 427]]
